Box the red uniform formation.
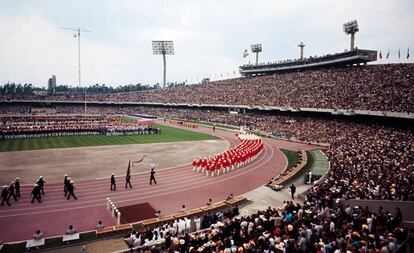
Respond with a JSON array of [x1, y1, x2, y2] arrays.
[[192, 136, 264, 176]]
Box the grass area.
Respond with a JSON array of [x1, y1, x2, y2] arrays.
[[302, 151, 315, 174], [279, 150, 315, 185], [280, 149, 300, 171], [0, 124, 219, 152]]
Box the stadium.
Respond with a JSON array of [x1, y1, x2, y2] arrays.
[[0, 1, 413, 253]]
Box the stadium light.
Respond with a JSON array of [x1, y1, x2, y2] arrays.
[[152, 40, 175, 88], [60, 27, 91, 115], [343, 20, 359, 51], [297, 42, 305, 60], [251, 43, 262, 65]]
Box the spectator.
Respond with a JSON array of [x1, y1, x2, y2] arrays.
[[96, 221, 104, 229], [33, 230, 43, 240], [67, 225, 77, 235]]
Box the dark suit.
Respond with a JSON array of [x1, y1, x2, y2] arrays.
[[15, 180, 20, 198], [38, 178, 45, 195], [64, 177, 69, 196], [67, 183, 77, 200], [31, 186, 42, 203], [8, 184, 17, 201], [150, 169, 157, 185], [111, 175, 116, 191], [1, 187, 11, 206], [125, 174, 132, 189]]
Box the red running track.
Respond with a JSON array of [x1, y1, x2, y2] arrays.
[[0, 125, 319, 242]]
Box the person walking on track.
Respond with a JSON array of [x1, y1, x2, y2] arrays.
[[67, 181, 77, 200], [15, 177, 21, 198], [63, 174, 69, 196], [38, 176, 46, 195], [125, 173, 132, 189], [31, 184, 42, 204], [150, 167, 157, 185], [8, 181, 17, 202], [111, 173, 116, 191], [125, 160, 132, 189], [1, 185, 11, 206]]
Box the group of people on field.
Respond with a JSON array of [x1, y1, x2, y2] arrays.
[[1, 176, 46, 206], [1, 175, 78, 206], [1, 161, 159, 207], [192, 137, 264, 176]]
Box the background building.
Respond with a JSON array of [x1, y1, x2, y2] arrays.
[[47, 75, 56, 94]]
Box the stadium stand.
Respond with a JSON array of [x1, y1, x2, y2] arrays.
[[1, 64, 413, 252], [239, 49, 378, 75], [2, 64, 413, 113], [116, 201, 406, 252]]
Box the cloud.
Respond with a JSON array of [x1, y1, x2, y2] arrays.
[[0, 0, 413, 86]]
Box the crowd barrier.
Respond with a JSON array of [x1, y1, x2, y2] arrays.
[[96, 195, 247, 238]]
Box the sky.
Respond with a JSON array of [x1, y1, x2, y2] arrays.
[[0, 0, 413, 87]]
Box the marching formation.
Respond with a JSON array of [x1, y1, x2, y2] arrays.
[[192, 134, 264, 176], [0, 175, 79, 206], [1, 157, 154, 208], [0, 115, 159, 140]]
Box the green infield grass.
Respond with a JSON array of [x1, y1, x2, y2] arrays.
[[0, 124, 219, 152], [280, 149, 300, 170]]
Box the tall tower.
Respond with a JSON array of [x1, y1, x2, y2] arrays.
[[343, 20, 359, 51], [251, 44, 262, 65], [152, 41, 175, 89], [298, 42, 305, 60]]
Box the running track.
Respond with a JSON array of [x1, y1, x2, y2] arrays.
[[0, 124, 319, 242]]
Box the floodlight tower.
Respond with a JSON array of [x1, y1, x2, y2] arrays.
[[343, 20, 359, 51], [251, 44, 262, 65], [60, 27, 91, 114], [152, 41, 175, 88], [298, 42, 305, 60]]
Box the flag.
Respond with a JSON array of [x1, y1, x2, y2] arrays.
[[243, 49, 249, 58], [407, 48, 410, 59], [126, 160, 131, 175], [398, 48, 401, 59], [386, 51, 390, 59], [132, 155, 146, 166], [379, 51, 382, 59]]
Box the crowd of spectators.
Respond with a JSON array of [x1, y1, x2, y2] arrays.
[[0, 104, 30, 115], [1, 64, 413, 112], [0, 95, 412, 251], [126, 202, 407, 252], [129, 107, 414, 202], [1, 105, 412, 201]]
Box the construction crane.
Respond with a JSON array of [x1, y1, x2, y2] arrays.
[[60, 27, 91, 114]]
